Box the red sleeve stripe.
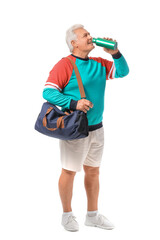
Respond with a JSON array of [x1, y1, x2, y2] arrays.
[[44, 82, 62, 92]]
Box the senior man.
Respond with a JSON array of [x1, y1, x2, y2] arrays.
[[43, 24, 129, 231]]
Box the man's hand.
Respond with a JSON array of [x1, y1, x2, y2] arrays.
[[76, 99, 94, 113], [103, 37, 119, 55]]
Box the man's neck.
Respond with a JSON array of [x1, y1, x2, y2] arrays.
[[72, 50, 89, 59]]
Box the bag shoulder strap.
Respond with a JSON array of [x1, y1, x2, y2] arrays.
[[66, 57, 86, 99]]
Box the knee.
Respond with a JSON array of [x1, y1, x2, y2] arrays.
[[83, 165, 99, 177], [62, 168, 76, 177]]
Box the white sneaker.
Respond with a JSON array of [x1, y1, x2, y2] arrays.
[[85, 213, 115, 230], [61, 213, 79, 232]]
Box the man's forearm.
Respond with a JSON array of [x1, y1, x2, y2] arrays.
[[112, 51, 129, 77], [43, 88, 77, 110]]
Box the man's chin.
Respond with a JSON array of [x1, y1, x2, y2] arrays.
[[89, 44, 95, 51], [85, 45, 95, 55]]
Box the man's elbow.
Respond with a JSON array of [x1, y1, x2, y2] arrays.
[[120, 67, 129, 78], [42, 89, 49, 101], [124, 67, 129, 77]]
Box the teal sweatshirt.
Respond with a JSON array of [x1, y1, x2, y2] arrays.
[[43, 51, 129, 127]]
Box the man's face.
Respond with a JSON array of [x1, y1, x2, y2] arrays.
[[72, 28, 95, 53]]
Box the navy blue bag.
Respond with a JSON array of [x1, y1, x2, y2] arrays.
[[34, 57, 89, 140]]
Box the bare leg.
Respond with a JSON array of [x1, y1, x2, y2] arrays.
[[83, 165, 100, 211], [58, 168, 76, 212]]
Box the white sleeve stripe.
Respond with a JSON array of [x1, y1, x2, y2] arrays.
[[44, 82, 62, 91], [44, 85, 59, 90], [112, 63, 116, 78], [108, 62, 114, 80]]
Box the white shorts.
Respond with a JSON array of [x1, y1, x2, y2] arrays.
[[59, 127, 104, 172]]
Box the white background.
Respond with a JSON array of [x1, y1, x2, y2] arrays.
[[0, 0, 160, 239]]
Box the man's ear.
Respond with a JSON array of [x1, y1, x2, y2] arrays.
[[71, 40, 78, 48]]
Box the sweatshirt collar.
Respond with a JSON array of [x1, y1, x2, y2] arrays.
[[71, 54, 89, 61]]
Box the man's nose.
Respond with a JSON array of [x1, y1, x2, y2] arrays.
[[88, 35, 92, 40]]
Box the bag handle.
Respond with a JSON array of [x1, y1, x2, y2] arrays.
[[42, 107, 72, 131], [66, 57, 86, 99]]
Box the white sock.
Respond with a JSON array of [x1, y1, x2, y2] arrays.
[[87, 210, 98, 217], [63, 211, 73, 216]]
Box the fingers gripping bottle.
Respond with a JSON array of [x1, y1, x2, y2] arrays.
[[92, 38, 118, 50]]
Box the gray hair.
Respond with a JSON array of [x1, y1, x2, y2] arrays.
[[66, 24, 84, 52]]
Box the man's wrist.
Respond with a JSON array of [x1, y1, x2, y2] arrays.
[[111, 50, 122, 59], [70, 99, 78, 110]]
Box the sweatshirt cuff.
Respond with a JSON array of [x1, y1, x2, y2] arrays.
[[70, 99, 78, 110], [112, 51, 122, 59]]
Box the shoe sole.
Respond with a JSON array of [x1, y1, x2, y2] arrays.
[[85, 223, 114, 230], [64, 226, 79, 232]]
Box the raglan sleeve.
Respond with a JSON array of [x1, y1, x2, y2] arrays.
[[96, 51, 129, 80], [43, 58, 78, 110]]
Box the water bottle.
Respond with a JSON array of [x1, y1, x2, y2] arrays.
[[92, 37, 118, 50]]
